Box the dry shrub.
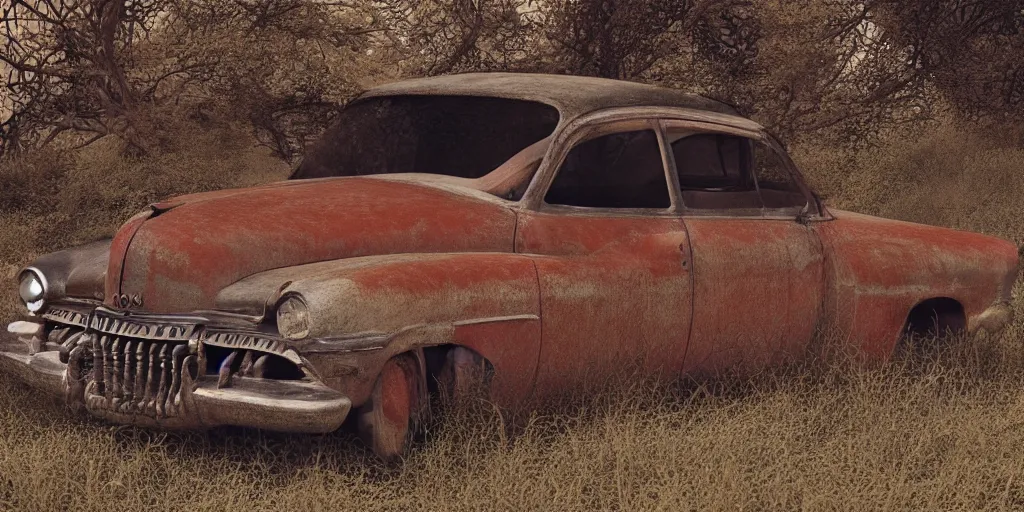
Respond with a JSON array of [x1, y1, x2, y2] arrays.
[[0, 121, 289, 259], [793, 120, 1024, 244]]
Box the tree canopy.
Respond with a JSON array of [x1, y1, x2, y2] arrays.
[[3, 0, 1022, 158]]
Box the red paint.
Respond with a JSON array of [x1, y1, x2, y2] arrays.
[[379, 360, 411, 426], [682, 218, 825, 375], [104, 210, 152, 306], [351, 254, 531, 297], [283, 253, 542, 337], [515, 209, 692, 396], [455, 318, 542, 409], [816, 210, 1019, 357], [100, 179, 1020, 401], [115, 178, 516, 313]]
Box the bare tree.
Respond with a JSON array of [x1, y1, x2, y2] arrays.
[[1, 0, 164, 155], [874, 0, 1024, 122], [1, 0, 381, 160], [741, 0, 931, 143], [538, 0, 753, 80], [159, 0, 383, 161], [373, 0, 538, 76], [4, 0, 1022, 160]]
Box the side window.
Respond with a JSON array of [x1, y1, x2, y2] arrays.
[[671, 133, 753, 190], [752, 143, 807, 211], [670, 131, 761, 211], [669, 130, 807, 213], [545, 129, 671, 209]]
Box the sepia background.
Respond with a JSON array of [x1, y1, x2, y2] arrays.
[[1, 1, 1024, 510]]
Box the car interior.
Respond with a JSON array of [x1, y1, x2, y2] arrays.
[[544, 129, 671, 209], [541, 126, 807, 212]]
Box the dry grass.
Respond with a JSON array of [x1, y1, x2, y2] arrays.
[[1, 121, 1024, 511], [3, 327, 1024, 511]]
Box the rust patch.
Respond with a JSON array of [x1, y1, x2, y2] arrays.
[[116, 178, 517, 313], [516, 210, 692, 396], [816, 209, 1019, 357], [454, 317, 542, 409], [682, 218, 825, 375], [104, 210, 151, 306]]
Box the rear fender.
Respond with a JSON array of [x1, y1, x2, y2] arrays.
[[816, 211, 1019, 357]]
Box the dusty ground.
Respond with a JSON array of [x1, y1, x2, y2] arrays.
[[1, 123, 1023, 511]]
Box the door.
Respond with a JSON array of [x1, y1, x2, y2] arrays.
[[516, 121, 694, 397], [682, 218, 824, 373], [663, 126, 826, 375]]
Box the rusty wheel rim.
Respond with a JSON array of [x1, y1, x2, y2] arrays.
[[359, 355, 419, 460]]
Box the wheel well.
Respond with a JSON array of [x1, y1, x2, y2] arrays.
[[903, 297, 966, 339], [422, 344, 493, 398], [423, 345, 452, 395]]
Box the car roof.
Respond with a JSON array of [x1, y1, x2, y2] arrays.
[[360, 72, 743, 120]]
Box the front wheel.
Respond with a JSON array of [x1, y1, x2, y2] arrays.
[[356, 354, 424, 460]]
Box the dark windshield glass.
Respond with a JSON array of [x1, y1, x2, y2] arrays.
[[292, 95, 560, 180]]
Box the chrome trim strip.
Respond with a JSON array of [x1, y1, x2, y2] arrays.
[[42, 306, 91, 328], [203, 331, 289, 355], [297, 335, 389, 354], [89, 311, 197, 341], [92, 306, 209, 325], [453, 314, 540, 326], [201, 330, 305, 366]]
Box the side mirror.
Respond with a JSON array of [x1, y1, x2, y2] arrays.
[[795, 203, 812, 225]]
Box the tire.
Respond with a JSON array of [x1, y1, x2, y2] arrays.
[[356, 354, 424, 460]]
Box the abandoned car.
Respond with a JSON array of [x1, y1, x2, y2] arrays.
[[2, 73, 1020, 458]]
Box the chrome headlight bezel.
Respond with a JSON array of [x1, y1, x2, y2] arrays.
[[18, 268, 47, 313], [276, 294, 311, 340]]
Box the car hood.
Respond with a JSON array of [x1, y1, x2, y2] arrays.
[[106, 177, 517, 314]]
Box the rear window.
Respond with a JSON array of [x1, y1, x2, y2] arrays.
[[292, 95, 560, 180]]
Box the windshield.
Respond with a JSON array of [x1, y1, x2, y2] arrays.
[[292, 95, 560, 181]]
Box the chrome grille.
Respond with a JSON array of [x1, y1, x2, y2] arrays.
[[47, 308, 306, 418], [88, 334, 190, 417]]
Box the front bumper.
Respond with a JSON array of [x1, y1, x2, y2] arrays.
[[1, 318, 351, 433]]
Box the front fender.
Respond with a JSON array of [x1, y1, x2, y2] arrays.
[[216, 253, 543, 407], [21, 238, 111, 303], [217, 253, 540, 333]]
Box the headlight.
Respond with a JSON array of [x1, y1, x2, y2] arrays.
[[276, 295, 310, 340], [18, 270, 46, 312]]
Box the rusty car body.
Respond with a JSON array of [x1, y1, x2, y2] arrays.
[[2, 73, 1020, 458]]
